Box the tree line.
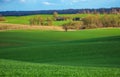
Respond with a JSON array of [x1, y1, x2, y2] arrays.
[[29, 12, 120, 32], [29, 16, 53, 26], [0, 12, 120, 32], [0, 8, 120, 16], [63, 14, 120, 31], [0, 15, 5, 21]]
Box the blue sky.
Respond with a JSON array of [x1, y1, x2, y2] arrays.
[[0, 0, 120, 11]]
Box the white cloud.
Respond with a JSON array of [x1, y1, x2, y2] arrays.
[[61, 0, 87, 3], [3, 0, 11, 2], [42, 1, 55, 5], [81, 0, 87, 1], [20, 0, 26, 3], [72, 0, 80, 3], [13, 0, 37, 4], [61, 0, 87, 5]]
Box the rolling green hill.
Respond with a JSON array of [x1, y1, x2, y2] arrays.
[[0, 28, 120, 77]]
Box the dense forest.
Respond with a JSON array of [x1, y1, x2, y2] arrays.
[[0, 8, 120, 16]]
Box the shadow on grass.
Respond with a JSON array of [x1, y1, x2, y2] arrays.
[[0, 35, 120, 67]]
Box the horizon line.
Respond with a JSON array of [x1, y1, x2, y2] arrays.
[[0, 7, 120, 12]]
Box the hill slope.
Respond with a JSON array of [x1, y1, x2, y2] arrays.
[[0, 28, 120, 77]]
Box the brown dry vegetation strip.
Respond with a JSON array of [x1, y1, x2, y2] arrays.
[[0, 23, 63, 31]]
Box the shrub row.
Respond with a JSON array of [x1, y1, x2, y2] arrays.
[[0, 16, 5, 21], [82, 14, 120, 29], [63, 14, 120, 31], [29, 16, 53, 26]]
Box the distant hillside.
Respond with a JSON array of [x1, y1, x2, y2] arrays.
[[0, 8, 120, 16]]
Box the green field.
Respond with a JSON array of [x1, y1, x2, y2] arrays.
[[3, 14, 118, 27], [3, 14, 89, 26], [0, 28, 120, 77]]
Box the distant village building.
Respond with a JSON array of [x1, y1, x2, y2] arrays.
[[55, 17, 81, 21], [56, 17, 65, 21], [73, 17, 81, 21]]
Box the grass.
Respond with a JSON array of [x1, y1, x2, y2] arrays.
[[0, 59, 120, 77], [2, 14, 119, 26], [3, 14, 118, 26], [0, 28, 120, 77], [2, 14, 90, 26]]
